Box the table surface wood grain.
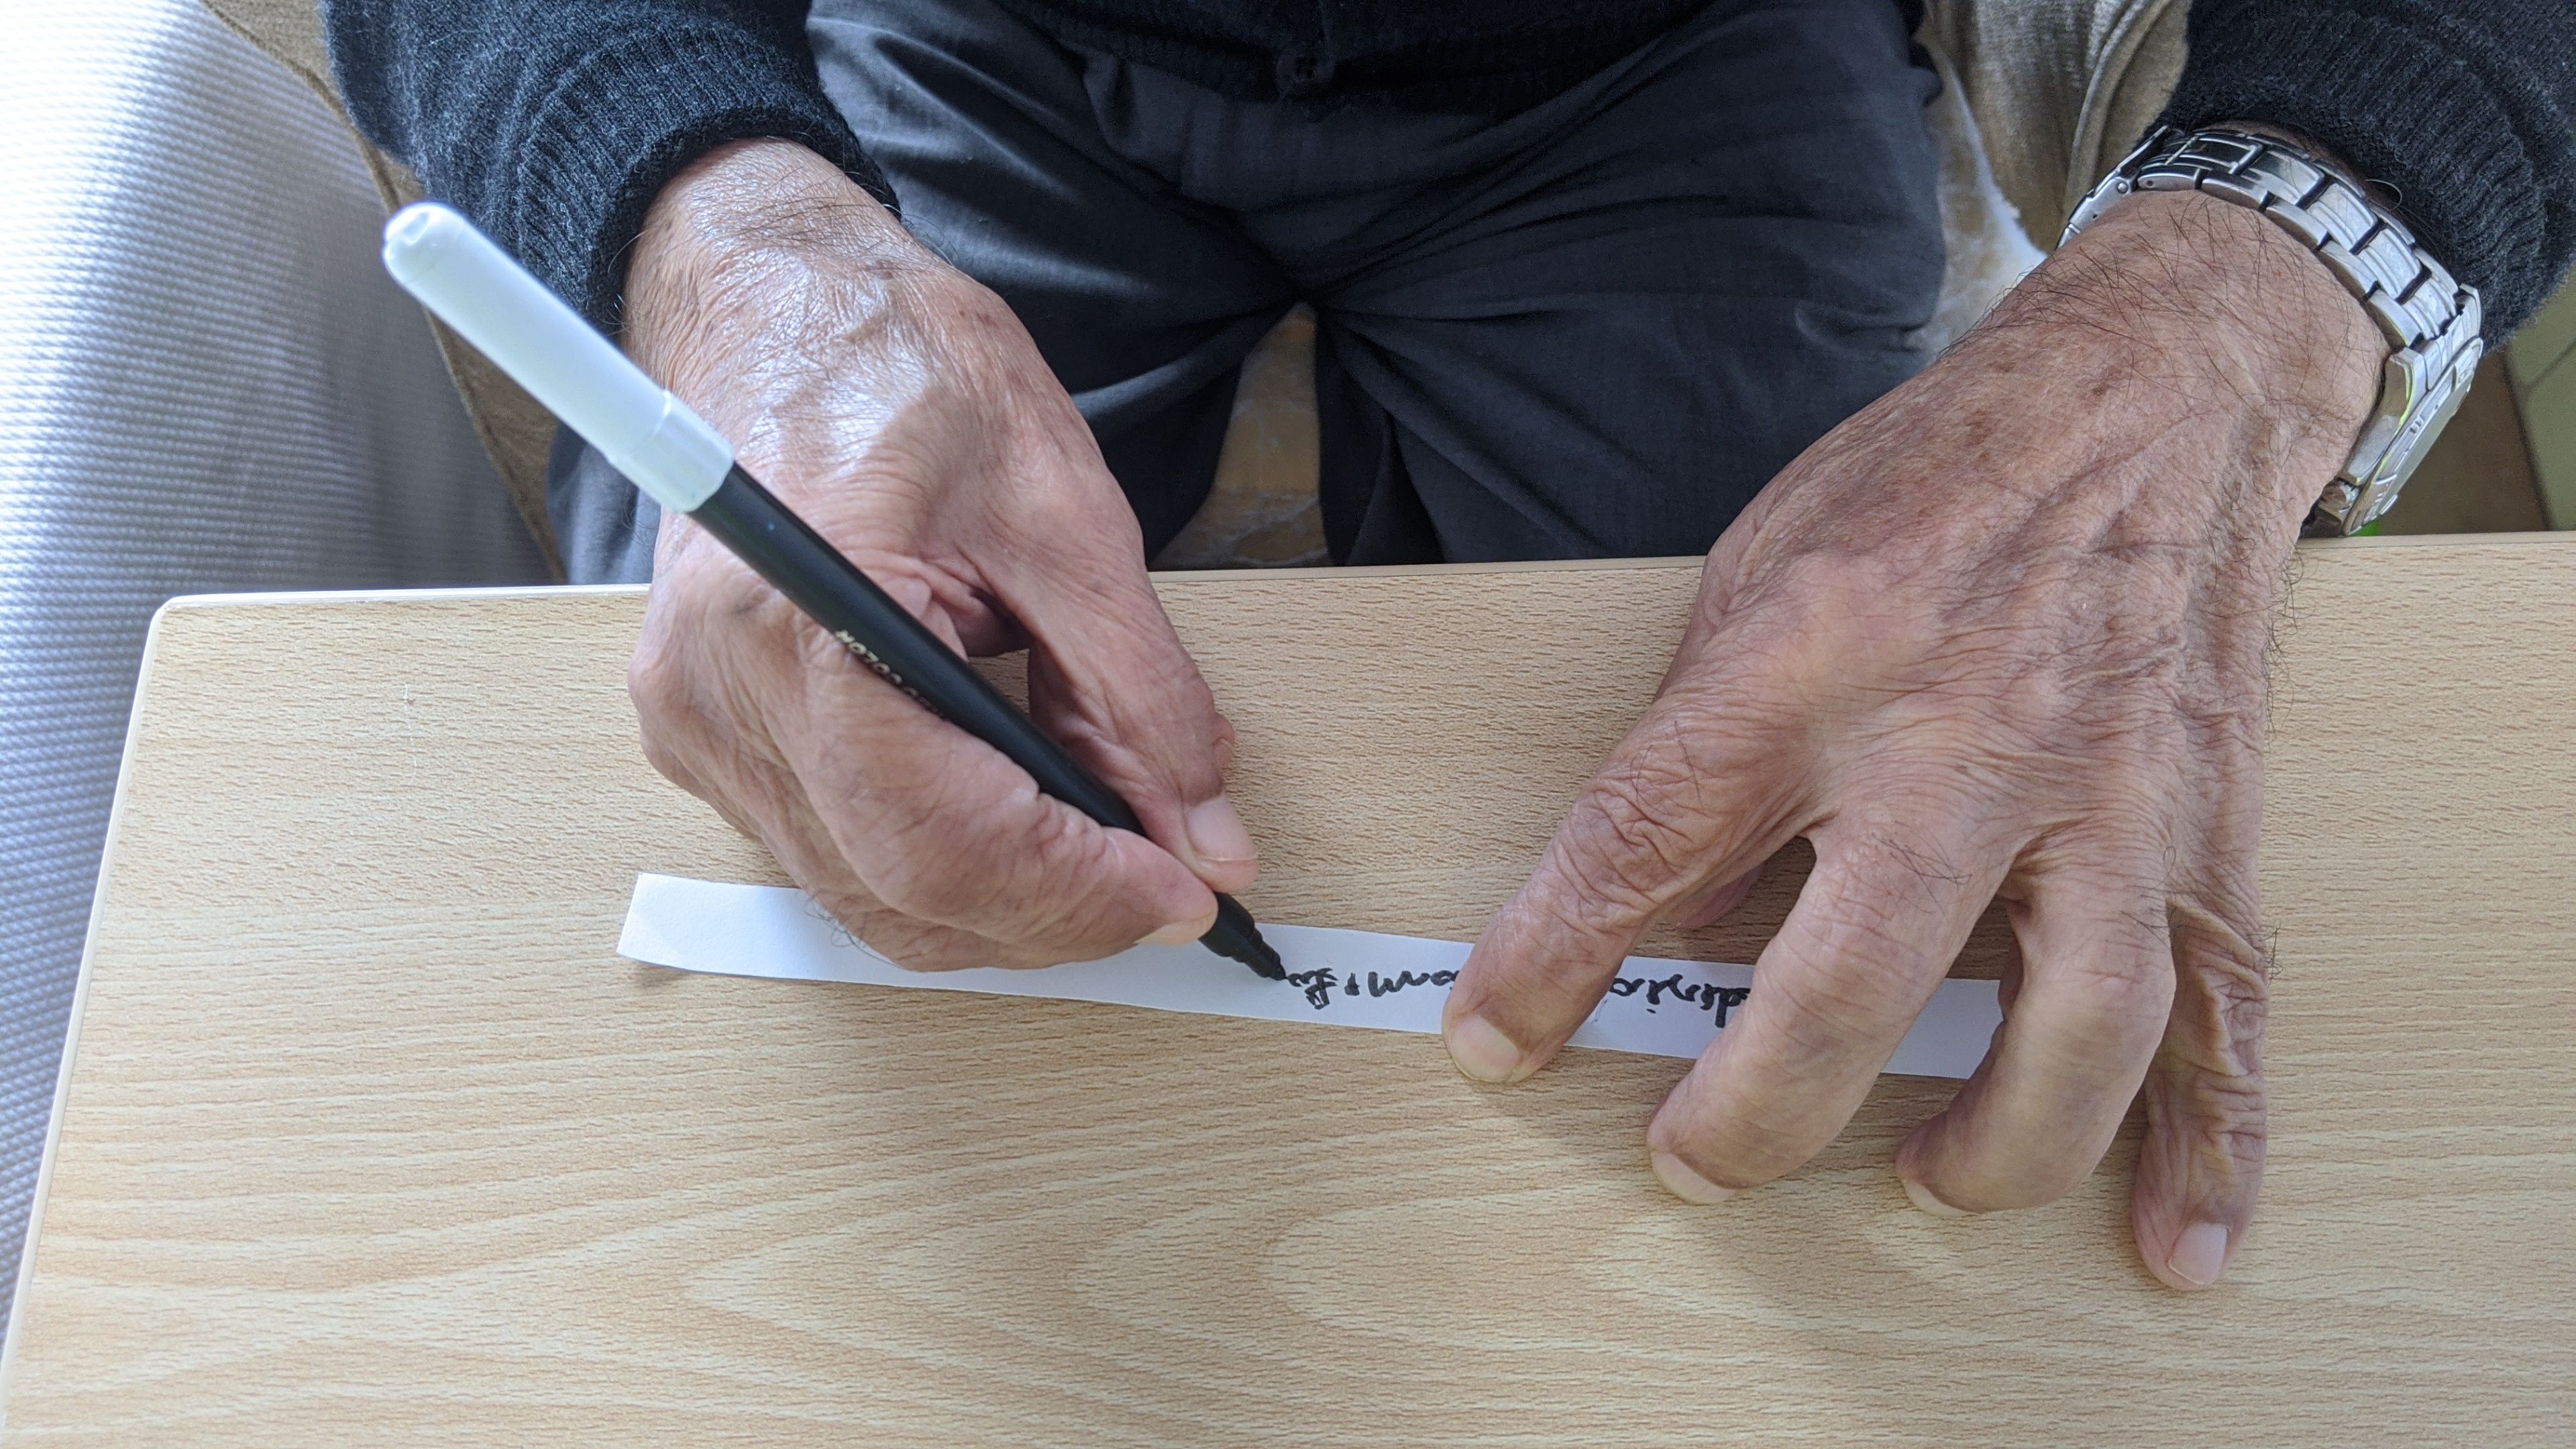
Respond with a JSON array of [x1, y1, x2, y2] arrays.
[[6, 539, 2574, 1446]]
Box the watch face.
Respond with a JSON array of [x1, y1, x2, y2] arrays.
[[2365, 347, 2481, 526]]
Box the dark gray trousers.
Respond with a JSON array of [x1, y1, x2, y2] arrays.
[[553, 0, 1943, 582]]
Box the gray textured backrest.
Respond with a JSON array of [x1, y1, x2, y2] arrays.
[[2, 0, 553, 1338]]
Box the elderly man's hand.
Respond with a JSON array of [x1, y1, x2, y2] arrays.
[[1442, 186, 2383, 1289], [624, 140, 1254, 968]]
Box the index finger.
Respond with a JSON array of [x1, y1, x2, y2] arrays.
[[1442, 693, 1806, 1083], [770, 616, 1218, 959]]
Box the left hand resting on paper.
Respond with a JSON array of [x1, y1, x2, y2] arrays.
[[1441, 186, 2383, 1291]]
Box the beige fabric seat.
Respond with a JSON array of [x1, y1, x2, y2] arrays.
[[203, 0, 2187, 573]]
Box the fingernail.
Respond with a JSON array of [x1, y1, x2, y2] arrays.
[[2166, 1221, 2231, 1288], [1183, 795, 1256, 865], [1444, 1014, 1532, 1084], [1651, 1150, 1735, 1204], [1900, 1176, 1968, 1219], [1141, 916, 1207, 947]]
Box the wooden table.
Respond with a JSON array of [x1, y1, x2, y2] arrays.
[[7, 540, 2573, 1445]]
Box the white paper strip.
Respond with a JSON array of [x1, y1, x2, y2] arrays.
[[618, 873, 2003, 1078]]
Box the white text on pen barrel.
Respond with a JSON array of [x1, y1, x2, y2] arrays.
[[835, 631, 933, 709]]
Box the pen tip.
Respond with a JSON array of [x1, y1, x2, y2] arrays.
[[1208, 894, 1287, 980], [1240, 931, 1287, 981], [1216, 932, 1287, 981]]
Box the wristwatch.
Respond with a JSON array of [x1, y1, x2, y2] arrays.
[[2063, 125, 2485, 536]]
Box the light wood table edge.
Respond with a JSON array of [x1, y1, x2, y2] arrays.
[[0, 565, 1676, 1404], [0, 564, 1689, 1405], [3, 532, 2557, 1422]]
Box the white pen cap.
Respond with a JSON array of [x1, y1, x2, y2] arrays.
[[380, 201, 733, 514]]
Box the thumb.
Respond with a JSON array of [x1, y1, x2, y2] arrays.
[[1017, 563, 1256, 896]]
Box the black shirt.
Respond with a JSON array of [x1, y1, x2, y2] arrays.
[[324, 0, 2573, 341]]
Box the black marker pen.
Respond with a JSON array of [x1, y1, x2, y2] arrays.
[[382, 202, 1285, 980]]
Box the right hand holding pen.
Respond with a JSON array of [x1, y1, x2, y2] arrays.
[[623, 140, 1256, 968]]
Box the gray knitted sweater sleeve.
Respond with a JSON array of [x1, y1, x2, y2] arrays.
[[2161, 0, 2575, 341], [322, 0, 896, 330], [325, 0, 2574, 339]]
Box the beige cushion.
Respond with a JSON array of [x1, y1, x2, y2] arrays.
[[200, 0, 2183, 572], [1921, 0, 2186, 239]]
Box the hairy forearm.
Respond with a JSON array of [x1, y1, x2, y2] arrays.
[[624, 140, 985, 503], [1926, 186, 2381, 549]]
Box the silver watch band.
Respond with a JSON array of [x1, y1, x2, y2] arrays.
[[2064, 125, 2485, 536]]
